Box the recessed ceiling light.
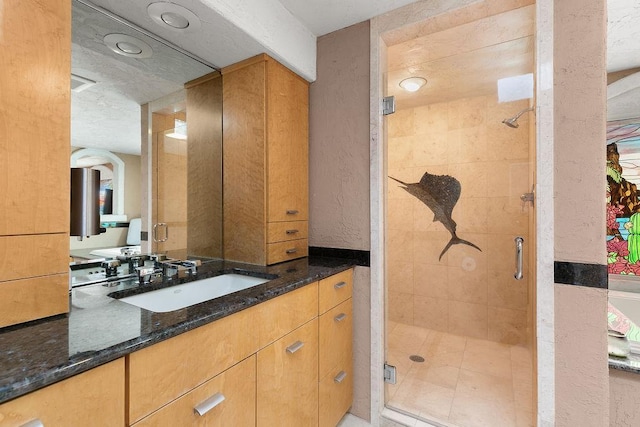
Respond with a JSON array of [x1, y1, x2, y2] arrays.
[[399, 77, 427, 92], [104, 34, 152, 58], [147, 2, 201, 32]]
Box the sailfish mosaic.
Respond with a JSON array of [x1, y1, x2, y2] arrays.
[[389, 172, 481, 261]]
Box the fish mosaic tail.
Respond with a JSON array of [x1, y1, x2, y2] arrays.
[[439, 236, 482, 261], [388, 176, 408, 186]]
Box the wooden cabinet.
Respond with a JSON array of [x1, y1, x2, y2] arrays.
[[133, 355, 255, 427], [127, 306, 258, 424], [223, 54, 309, 265], [0, 359, 124, 426], [318, 269, 354, 427], [0, 0, 70, 328], [257, 318, 319, 427]]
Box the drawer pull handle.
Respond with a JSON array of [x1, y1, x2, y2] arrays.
[[334, 313, 347, 322], [286, 340, 304, 354], [194, 392, 225, 416], [286, 210, 299, 215], [334, 371, 347, 383], [286, 229, 299, 234], [286, 248, 298, 254], [21, 421, 44, 427], [334, 281, 347, 289]]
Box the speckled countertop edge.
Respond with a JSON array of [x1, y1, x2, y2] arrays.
[[0, 256, 355, 404], [609, 354, 640, 373]]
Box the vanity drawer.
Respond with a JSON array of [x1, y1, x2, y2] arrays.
[[266, 238, 308, 264], [133, 355, 256, 427], [319, 298, 353, 380], [267, 221, 308, 243], [318, 268, 353, 314], [319, 364, 353, 427], [257, 318, 318, 427], [0, 358, 124, 427], [254, 281, 318, 349], [0, 274, 68, 328], [128, 307, 258, 424]]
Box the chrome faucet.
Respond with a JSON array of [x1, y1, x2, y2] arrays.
[[136, 265, 163, 285], [101, 259, 120, 278]]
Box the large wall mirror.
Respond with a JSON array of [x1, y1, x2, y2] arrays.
[[70, 0, 222, 262]]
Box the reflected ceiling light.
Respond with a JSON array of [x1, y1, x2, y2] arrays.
[[104, 34, 153, 58], [148, 2, 201, 32], [399, 77, 427, 92]]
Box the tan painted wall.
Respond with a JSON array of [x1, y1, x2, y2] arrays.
[[609, 369, 640, 426], [309, 21, 371, 251], [386, 96, 531, 345], [553, 0, 608, 424], [310, 21, 372, 420]]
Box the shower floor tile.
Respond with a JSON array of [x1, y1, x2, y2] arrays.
[[386, 325, 533, 427]]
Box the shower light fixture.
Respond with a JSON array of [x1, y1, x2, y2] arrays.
[[399, 77, 427, 92]]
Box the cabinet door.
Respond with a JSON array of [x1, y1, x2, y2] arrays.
[[257, 318, 318, 427], [266, 59, 309, 223], [133, 355, 255, 427], [0, 359, 124, 426]]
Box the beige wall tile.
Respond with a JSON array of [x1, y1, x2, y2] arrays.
[[413, 263, 448, 298], [447, 97, 487, 130], [412, 230, 452, 265], [414, 295, 449, 332], [387, 198, 415, 231], [414, 102, 449, 134], [410, 132, 450, 167], [454, 197, 489, 233], [388, 108, 415, 138], [447, 266, 488, 305], [388, 291, 414, 324], [487, 233, 530, 272], [488, 269, 528, 310], [486, 196, 529, 235], [388, 261, 414, 294], [488, 306, 527, 344], [387, 229, 415, 263], [448, 300, 488, 339]]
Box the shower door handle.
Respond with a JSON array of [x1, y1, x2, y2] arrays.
[[514, 237, 524, 280]]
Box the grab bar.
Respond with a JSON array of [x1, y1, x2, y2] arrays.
[[514, 237, 524, 280]]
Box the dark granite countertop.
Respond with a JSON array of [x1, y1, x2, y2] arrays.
[[0, 256, 355, 404]]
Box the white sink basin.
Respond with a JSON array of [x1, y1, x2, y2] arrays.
[[118, 274, 271, 312]]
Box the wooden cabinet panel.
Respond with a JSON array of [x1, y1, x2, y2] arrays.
[[319, 299, 353, 381], [319, 269, 353, 315], [0, 358, 124, 426], [257, 318, 318, 427], [266, 59, 309, 223], [267, 221, 308, 243], [255, 282, 317, 349], [0, 234, 68, 282], [266, 238, 309, 265], [222, 54, 308, 265], [128, 307, 258, 423], [319, 363, 353, 427], [222, 57, 267, 265], [0, 274, 68, 328], [0, 0, 70, 236], [133, 355, 256, 427]]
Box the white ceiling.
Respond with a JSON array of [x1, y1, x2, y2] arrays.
[[72, 0, 640, 155]]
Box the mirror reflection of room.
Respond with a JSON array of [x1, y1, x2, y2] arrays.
[[68, 0, 221, 279]]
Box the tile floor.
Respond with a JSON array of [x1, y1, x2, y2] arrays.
[[385, 322, 534, 427]]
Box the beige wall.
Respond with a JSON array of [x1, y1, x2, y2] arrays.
[[309, 21, 371, 252], [553, 0, 608, 425], [310, 21, 371, 420], [386, 96, 531, 345], [609, 369, 640, 426]]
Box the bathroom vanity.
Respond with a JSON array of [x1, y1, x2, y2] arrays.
[[0, 258, 354, 426]]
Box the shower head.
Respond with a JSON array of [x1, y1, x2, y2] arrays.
[[502, 106, 534, 128]]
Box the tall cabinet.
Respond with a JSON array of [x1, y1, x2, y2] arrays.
[[0, 0, 70, 327], [223, 54, 309, 265]]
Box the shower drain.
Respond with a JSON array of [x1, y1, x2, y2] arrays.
[[409, 355, 425, 363]]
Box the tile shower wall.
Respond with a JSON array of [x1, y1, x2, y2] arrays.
[[386, 95, 531, 344]]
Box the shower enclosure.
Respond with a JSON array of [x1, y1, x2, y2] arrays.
[[383, 3, 537, 426]]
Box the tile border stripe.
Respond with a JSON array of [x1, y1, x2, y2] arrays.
[[554, 261, 607, 288], [308, 246, 370, 267]]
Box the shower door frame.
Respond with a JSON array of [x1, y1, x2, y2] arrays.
[[368, 1, 556, 425]]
